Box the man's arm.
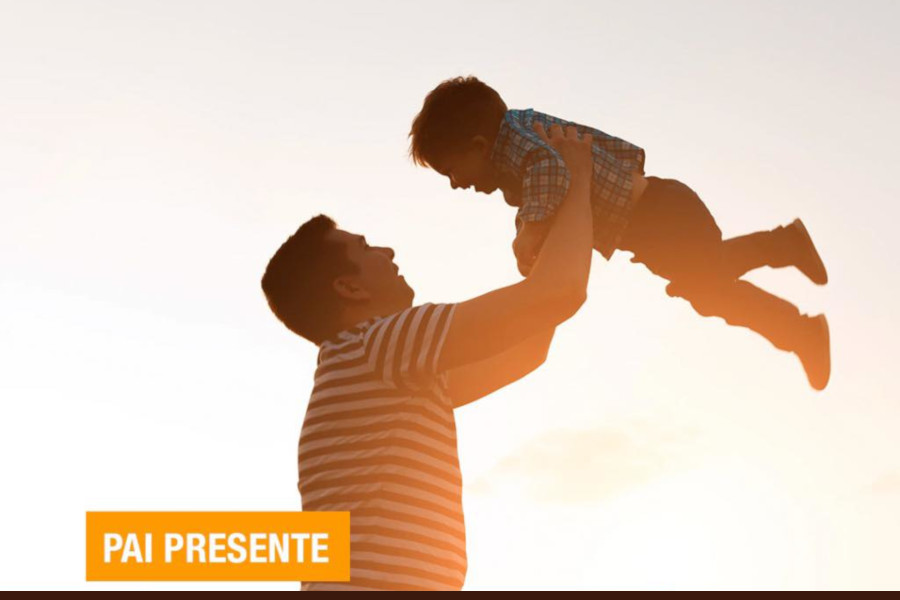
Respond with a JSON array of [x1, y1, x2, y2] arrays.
[[436, 124, 594, 374], [445, 328, 554, 409], [513, 219, 552, 276]]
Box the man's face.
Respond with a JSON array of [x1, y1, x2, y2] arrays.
[[432, 138, 500, 195], [326, 228, 414, 309]]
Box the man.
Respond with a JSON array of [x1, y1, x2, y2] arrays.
[[260, 124, 593, 590]]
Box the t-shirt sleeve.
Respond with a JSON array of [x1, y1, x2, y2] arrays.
[[365, 303, 457, 392], [518, 153, 571, 223]]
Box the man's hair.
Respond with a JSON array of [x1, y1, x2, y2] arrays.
[[261, 215, 358, 345], [409, 76, 507, 168]]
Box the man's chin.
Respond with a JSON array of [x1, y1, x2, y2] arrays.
[[400, 278, 415, 303]]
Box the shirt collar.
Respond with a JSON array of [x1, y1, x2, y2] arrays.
[[317, 316, 382, 363], [489, 109, 521, 172]]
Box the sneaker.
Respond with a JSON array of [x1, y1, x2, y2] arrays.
[[795, 314, 831, 391], [789, 219, 828, 285]]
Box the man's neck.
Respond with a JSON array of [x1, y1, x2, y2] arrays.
[[339, 300, 408, 332]]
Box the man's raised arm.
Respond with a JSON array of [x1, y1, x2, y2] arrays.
[[436, 123, 594, 372]]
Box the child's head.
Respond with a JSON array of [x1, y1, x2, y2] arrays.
[[409, 76, 507, 194]]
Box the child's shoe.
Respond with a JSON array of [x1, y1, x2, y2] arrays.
[[795, 314, 831, 390], [789, 219, 828, 285]]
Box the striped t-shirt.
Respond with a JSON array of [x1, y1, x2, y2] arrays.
[[297, 303, 465, 591]]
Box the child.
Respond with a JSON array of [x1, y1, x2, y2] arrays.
[[408, 76, 831, 390]]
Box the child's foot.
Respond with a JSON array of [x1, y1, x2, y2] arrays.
[[795, 314, 831, 391], [789, 219, 828, 285]]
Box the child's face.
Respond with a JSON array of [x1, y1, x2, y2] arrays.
[[432, 137, 500, 195]]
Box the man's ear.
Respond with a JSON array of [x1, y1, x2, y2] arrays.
[[333, 276, 371, 301]]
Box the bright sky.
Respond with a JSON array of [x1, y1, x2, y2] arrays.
[[1, 0, 899, 590]]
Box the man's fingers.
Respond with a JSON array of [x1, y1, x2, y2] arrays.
[[532, 121, 549, 143], [542, 123, 591, 149]]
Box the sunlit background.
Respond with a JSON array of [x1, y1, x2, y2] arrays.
[[1, 0, 898, 590]]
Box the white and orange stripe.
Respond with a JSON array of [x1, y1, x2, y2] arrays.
[[298, 303, 465, 591]]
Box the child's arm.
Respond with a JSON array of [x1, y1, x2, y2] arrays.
[[511, 122, 573, 272], [517, 151, 571, 222]]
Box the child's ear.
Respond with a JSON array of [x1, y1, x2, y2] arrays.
[[472, 135, 490, 156], [333, 276, 371, 301]]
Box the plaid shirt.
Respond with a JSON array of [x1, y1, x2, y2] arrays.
[[490, 109, 646, 259]]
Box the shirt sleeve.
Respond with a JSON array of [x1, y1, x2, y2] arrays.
[[365, 303, 457, 392], [517, 152, 571, 223]]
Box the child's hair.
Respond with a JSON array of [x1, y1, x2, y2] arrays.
[[261, 214, 358, 345], [409, 76, 508, 168]]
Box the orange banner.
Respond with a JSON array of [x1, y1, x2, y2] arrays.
[[85, 511, 350, 581]]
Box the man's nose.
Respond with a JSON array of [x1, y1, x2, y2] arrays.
[[450, 179, 459, 190], [378, 246, 395, 260]]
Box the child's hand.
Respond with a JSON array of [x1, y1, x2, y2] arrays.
[[513, 220, 551, 276]]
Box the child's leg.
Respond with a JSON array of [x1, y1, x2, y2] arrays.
[[665, 275, 830, 389], [723, 220, 828, 284], [619, 178, 829, 385], [722, 227, 796, 278], [619, 177, 724, 281], [666, 275, 806, 352], [620, 177, 806, 350]]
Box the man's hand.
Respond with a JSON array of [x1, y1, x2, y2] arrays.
[[533, 121, 594, 177], [437, 121, 594, 375], [513, 220, 551, 276]]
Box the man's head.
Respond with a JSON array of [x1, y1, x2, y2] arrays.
[[261, 215, 414, 345], [409, 76, 507, 195]]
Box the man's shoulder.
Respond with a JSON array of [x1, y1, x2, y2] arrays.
[[316, 303, 456, 365], [311, 303, 457, 404], [375, 302, 455, 333]]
